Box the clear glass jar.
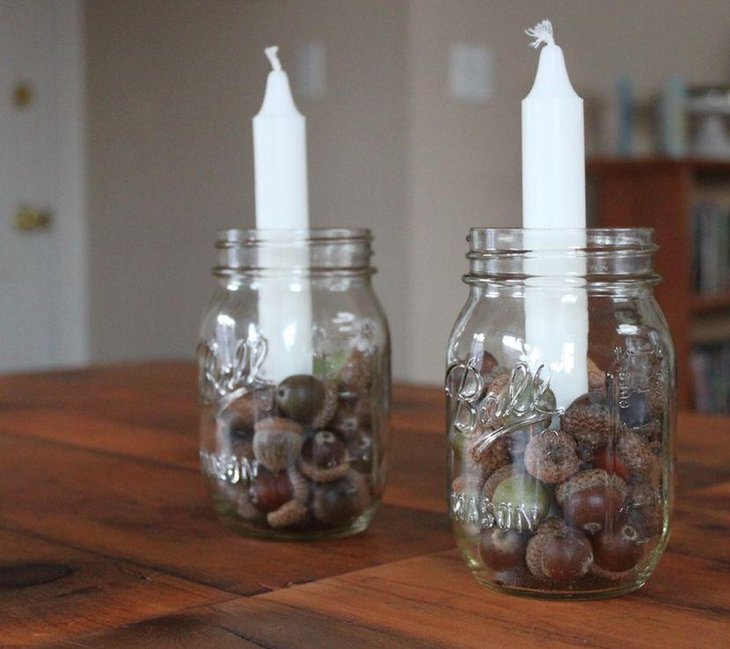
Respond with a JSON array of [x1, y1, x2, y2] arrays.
[[446, 228, 675, 599], [198, 228, 390, 540]]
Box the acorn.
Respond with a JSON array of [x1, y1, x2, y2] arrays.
[[330, 399, 360, 437], [561, 391, 610, 451], [469, 428, 512, 476], [591, 522, 643, 577], [478, 372, 512, 425], [481, 464, 520, 502], [276, 375, 337, 429], [312, 470, 370, 526], [267, 500, 308, 529], [616, 430, 660, 484], [452, 473, 486, 536], [248, 466, 294, 513], [526, 518, 593, 583], [624, 483, 663, 539], [524, 429, 580, 484], [344, 431, 373, 474], [593, 445, 631, 482], [338, 349, 373, 395], [555, 469, 628, 534], [478, 528, 528, 571], [252, 417, 304, 472], [491, 474, 550, 533], [219, 384, 277, 432], [299, 430, 350, 482], [287, 465, 310, 504]]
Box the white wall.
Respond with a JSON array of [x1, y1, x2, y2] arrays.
[[86, 0, 730, 384]]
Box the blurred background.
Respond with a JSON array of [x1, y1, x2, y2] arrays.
[[2, 0, 730, 411]]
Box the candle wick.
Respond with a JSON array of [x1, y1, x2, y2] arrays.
[[264, 46, 282, 71], [525, 19, 555, 49]]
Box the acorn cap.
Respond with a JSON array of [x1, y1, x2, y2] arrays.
[[267, 499, 309, 529], [312, 469, 370, 526], [311, 381, 338, 429], [561, 391, 610, 451], [526, 518, 593, 582], [589, 562, 636, 581], [469, 429, 512, 475], [287, 465, 310, 503], [481, 464, 521, 502], [338, 349, 373, 395], [524, 429, 580, 484], [222, 383, 277, 422], [451, 474, 483, 501], [555, 468, 628, 508], [624, 482, 663, 539], [616, 430, 660, 484], [252, 417, 304, 473], [299, 430, 351, 483]]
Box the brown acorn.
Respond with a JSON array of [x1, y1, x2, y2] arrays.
[[276, 375, 337, 429], [478, 528, 528, 571], [524, 429, 580, 484], [591, 522, 643, 576], [252, 417, 304, 472], [248, 466, 294, 513], [561, 391, 610, 451], [479, 373, 512, 425], [312, 470, 370, 526], [526, 518, 593, 583], [555, 469, 628, 534], [338, 349, 373, 395], [299, 430, 351, 482], [616, 430, 660, 484], [624, 483, 663, 539], [219, 384, 277, 432], [330, 399, 360, 437], [469, 428, 512, 476]]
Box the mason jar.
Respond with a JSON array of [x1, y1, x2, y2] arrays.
[[445, 228, 675, 599], [198, 228, 390, 540]]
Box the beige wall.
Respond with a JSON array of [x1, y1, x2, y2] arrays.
[[86, 0, 410, 372], [86, 0, 730, 385]]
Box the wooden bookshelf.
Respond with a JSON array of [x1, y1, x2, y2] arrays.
[[587, 158, 730, 411], [692, 293, 730, 315]]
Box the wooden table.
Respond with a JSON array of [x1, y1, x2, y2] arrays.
[[1, 362, 728, 648]]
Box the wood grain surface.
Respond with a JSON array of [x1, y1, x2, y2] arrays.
[[1, 362, 729, 648]]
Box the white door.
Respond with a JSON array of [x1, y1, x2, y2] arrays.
[[0, 0, 88, 372]]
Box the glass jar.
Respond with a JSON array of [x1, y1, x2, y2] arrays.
[[445, 228, 675, 599], [198, 228, 390, 540]]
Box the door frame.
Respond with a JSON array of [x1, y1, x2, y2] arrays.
[[52, 0, 89, 366]]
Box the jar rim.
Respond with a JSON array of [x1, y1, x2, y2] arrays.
[[217, 227, 372, 248], [467, 227, 656, 252]]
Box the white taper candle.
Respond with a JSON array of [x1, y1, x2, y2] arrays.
[[253, 46, 313, 381], [521, 21, 589, 409]]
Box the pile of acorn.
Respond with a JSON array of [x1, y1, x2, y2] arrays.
[[214, 348, 377, 531], [457, 353, 664, 588]]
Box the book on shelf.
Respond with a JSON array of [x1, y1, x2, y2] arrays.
[[692, 201, 730, 297], [691, 342, 730, 413]]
